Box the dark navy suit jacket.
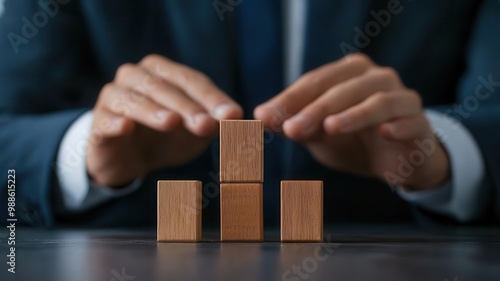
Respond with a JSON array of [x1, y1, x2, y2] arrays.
[[1, 0, 499, 227]]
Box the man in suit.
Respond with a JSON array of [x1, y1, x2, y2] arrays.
[[0, 0, 499, 227]]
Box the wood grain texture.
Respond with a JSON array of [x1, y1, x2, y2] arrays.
[[220, 183, 263, 241], [157, 181, 201, 242], [220, 120, 263, 183], [281, 181, 323, 242]]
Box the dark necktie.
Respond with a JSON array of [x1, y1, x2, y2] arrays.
[[236, 0, 284, 227]]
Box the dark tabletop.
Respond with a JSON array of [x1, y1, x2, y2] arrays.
[[1, 224, 500, 281]]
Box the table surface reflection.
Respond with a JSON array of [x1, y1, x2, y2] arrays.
[[1, 224, 499, 281]]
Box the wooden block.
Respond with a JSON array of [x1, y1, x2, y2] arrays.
[[220, 120, 263, 183], [157, 180, 202, 242], [220, 183, 263, 241], [281, 181, 323, 242]]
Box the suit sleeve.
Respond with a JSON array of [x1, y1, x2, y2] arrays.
[[0, 0, 100, 226], [427, 0, 500, 223]]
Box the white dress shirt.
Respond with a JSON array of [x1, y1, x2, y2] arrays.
[[56, 0, 486, 222], [0, 0, 4, 17]]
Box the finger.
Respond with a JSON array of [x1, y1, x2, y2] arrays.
[[254, 53, 374, 128], [324, 90, 422, 134], [283, 67, 404, 140], [378, 115, 430, 141], [140, 55, 243, 120], [99, 83, 182, 132], [92, 106, 135, 139], [114, 63, 217, 136]]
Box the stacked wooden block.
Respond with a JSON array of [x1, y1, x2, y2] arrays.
[[157, 120, 323, 243], [220, 121, 264, 241]]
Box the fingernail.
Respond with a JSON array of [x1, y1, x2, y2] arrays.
[[335, 113, 354, 132], [153, 110, 168, 123], [213, 104, 235, 120], [386, 124, 398, 136], [111, 117, 125, 132], [286, 115, 316, 137], [189, 113, 209, 126], [271, 105, 289, 125]]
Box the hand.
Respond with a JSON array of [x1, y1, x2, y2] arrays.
[[255, 53, 449, 190], [87, 55, 243, 187]]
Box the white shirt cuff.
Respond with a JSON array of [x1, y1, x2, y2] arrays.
[[56, 110, 141, 212], [397, 109, 487, 222], [284, 0, 306, 86]]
